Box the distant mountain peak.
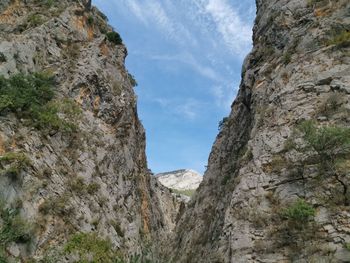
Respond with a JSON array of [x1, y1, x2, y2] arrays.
[[155, 169, 203, 191]]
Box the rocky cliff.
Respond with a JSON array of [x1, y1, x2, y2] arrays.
[[155, 169, 202, 191], [0, 0, 180, 262], [169, 0, 350, 262], [1, 0, 350, 262]]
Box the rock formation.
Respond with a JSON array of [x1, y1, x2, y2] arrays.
[[168, 0, 350, 262], [0, 0, 179, 261], [155, 169, 202, 203], [155, 169, 202, 191], [1, 0, 350, 262]]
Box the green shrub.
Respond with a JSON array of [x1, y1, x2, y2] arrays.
[[0, 53, 6, 63], [0, 152, 30, 165], [38, 195, 69, 216], [307, 0, 328, 8], [110, 221, 124, 237], [282, 199, 315, 223], [0, 152, 31, 181], [64, 232, 123, 263], [106, 31, 123, 45], [282, 52, 292, 64], [218, 117, 229, 131], [86, 182, 100, 194], [345, 243, 350, 251], [0, 73, 81, 133], [87, 15, 94, 25], [98, 11, 108, 21], [27, 14, 44, 27], [35, 0, 54, 7], [327, 30, 350, 49], [31, 99, 81, 132], [127, 73, 137, 87], [298, 121, 350, 161], [68, 177, 86, 195], [0, 202, 33, 260], [45, 0, 54, 7], [221, 174, 230, 185], [0, 73, 54, 114]]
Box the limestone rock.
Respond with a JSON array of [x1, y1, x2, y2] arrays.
[[167, 0, 350, 262]]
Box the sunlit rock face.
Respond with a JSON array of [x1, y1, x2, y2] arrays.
[[166, 0, 350, 262], [155, 169, 203, 191]]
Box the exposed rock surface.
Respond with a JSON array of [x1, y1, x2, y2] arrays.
[[155, 169, 203, 191], [1, 0, 350, 262], [0, 0, 179, 261], [168, 0, 350, 262]]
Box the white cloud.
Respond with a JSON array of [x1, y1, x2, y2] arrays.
[[202, 0, 252, 57], [175, 99, 201, 120], [147, 52, 222, 82], [210, 85, 237, 110], [126, 0, 148, 24], [121, 0, 196, 46], [152, 97, 201, 120]]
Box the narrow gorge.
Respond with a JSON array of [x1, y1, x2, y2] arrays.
[[0, 0, 349, 262]]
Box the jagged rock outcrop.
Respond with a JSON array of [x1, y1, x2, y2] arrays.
[[0, 0, 180, 262], [155, 169, 203, 191], [169, 0, 350, 262], [156, 169, 203, 203]]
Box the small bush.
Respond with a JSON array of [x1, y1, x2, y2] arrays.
[[98, 11, 108, 21], [68, 177, 86, 195], [87, 15, 94, 25], [0, 73, 54, 114], [64, 232, 123, 263], [0, 202, 33, 260], [106, 31, 122, 45], [127, 73, 137, 87], [38, 195, 69, 216], [218, 117, 229, 131], [0, 53, 6, 63], [221, 174, 230, 185], [307, 0, 328, 8], [27, 14, 44, 27], [345, 243, 350, 251], [282, 199, 315, 223], [327, 30, 350, 49], [282, 52, 292, 64], [0, 73, 81, 133], [318, 93, 344, 117], [110, 221, 124, 237], [299, 121, 350, 160], [87, 182, 100, 194], [0, 152, 31, 181], [45, 0, 54, 7], [32, 106, 72, 132], [35, 0, 54, 7]]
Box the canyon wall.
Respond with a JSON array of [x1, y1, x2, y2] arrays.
[[0, 0, 179, 261], [170, 0, 350, 262]]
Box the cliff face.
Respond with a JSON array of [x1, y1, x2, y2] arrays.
[[0, 0, 179, 261], [155, 169, 203, 191], [170, 0, 350, 262], [1, 0, 350, 262]]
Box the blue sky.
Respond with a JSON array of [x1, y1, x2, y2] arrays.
[[94, 0, 256, 174]]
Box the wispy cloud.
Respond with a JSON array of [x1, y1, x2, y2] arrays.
[[199, 0, 252, 57], [175, 99, 201, 120], [210, 85, 237, 109], [152, 97, 202, 120], [121, 0, 196, 46], [147, 52, 222, 82]]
